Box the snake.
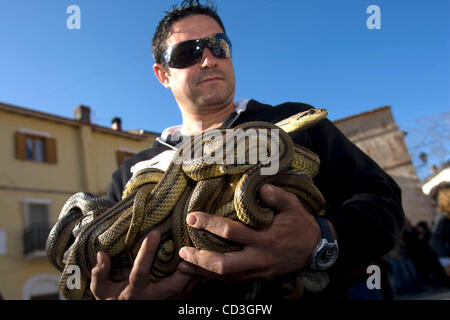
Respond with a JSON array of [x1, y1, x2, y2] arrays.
[[46, 107, 330, 300]]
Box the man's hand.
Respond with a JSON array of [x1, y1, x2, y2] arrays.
[[90, 231, 199, 300], [177, 184, 327, 281]]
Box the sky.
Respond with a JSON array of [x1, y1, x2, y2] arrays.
[[0, 0, 449, 177]]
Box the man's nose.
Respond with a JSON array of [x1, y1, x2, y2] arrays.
[[200, 48, 218, 69]]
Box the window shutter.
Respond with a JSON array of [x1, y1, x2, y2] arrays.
[[15, 132, 27, 160], [45, 137, 57, 164], [117, 150, 136, 167], [117, 151, 125, 167]]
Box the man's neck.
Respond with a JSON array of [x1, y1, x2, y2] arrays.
[[179, 102, 235, 136]]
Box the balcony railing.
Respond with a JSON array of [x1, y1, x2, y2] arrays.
[[23, 223, 51, 257]]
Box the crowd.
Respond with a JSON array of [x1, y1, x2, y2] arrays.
[[349, 185, 450, 300], [347, 216, 450, 300], [384, 215, 450, 298]]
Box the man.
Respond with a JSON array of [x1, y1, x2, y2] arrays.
[[90, 0, 404, 300]]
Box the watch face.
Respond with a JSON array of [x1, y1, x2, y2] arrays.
[[313, 240, 338, 270], [317, 245, 338, 267]]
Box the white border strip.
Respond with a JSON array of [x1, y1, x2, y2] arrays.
[[18, 128, 51, 138], [118, 147, 138, 154], [22, 198, 52, 205]]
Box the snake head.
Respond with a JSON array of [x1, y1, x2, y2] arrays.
[[275, 108, 328, 133], [295, 108, 328, 121]]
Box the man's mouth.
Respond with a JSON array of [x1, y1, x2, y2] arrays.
[[200, 76, 223, 84]]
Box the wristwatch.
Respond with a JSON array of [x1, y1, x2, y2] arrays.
[[310, 216, 339, 270]]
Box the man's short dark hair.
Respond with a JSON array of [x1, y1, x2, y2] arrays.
[[152, 0, 226, 66]]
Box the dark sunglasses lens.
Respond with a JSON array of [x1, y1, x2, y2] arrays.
[[208, 36, 231, 58], [167, 34, 232, 68], [169, 40, 203, 68]]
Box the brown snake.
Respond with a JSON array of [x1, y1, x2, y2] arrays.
[[46, 108, 330, 299]]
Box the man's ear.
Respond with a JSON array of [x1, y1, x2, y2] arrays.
[[153, 63, 171, 88]]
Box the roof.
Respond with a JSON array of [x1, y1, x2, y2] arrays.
[[0, 101, 160, 141], [421, 162, 450, 197], [333, 106, 392, 124]]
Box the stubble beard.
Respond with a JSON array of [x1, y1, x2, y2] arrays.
[[191, 71, 235, 113]]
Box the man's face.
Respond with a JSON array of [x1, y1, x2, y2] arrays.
[[154, 15, 236, 112]]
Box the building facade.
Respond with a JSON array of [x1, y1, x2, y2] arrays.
[[0, 102, 157, 299], [334, 106, 436, 225]]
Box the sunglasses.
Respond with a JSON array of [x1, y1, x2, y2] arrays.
[[162, 33, 232, 69]]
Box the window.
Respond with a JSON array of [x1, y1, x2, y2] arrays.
[[22, 199, 52, 259], [23, 274, 61, 300], [15, 131, 57, 164], [117, 150, 137, 167], [27, 203, 49, 225], [0, 230, 6, 255], [26, 136, 45, 161]]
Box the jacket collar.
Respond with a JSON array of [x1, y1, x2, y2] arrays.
[[155, 99, 251, 148]]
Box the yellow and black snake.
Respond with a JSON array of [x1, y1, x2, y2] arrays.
[[46, 108, 330, 300]]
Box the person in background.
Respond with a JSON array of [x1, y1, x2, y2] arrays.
[[431, 186, 450, 278]]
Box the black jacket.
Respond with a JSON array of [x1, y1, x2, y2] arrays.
[[106, 99, 405, 299]]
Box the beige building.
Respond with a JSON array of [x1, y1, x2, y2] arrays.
[[0, 102, 157, 299], [334, 106, 436, 225]]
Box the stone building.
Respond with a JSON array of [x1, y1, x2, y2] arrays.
[[334, 106, 435, 225]]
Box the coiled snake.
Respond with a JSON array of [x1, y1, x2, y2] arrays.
[[46, 108, 330, 300]]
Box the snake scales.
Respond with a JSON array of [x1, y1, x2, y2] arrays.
[[46, 108, 330, 300]]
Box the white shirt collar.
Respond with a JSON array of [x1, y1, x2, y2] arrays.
[[159, 99, 249, 143]]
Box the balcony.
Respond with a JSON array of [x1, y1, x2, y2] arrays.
[[23, 223, 51, 260]]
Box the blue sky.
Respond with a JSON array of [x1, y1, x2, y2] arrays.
[[0, 0, 448, 177]]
